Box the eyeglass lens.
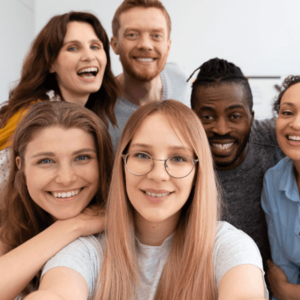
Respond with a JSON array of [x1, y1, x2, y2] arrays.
[[126, 152, 195, 178]]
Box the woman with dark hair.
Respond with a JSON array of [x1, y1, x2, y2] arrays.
[[0, 101, 113, 299], [0, 11, 119, 188], [261, 76, 300, 300], [30, 100, 267, 300]]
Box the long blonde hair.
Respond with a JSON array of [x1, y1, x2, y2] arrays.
[[97, 100, 220, 300]]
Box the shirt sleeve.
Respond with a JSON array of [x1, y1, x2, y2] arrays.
[[261, 174, 299, 290], [0, 147, 11, 192], [41, 236, 101, 299], [213, 222, 268, 298]]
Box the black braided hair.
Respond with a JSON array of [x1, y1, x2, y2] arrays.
[[189, 58, 253, 111]]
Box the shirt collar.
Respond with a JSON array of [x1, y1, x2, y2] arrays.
[[279, 157, 300, 202]]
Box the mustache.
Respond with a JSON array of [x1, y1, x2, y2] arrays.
[[208, 134, 238, 142]]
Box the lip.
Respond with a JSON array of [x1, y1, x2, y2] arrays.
[[47, 188, 83, 202], [142, 188, 173, 204], [77, 65, 99, 82], [209, 141, 236, 156], [286, 135, 300, 146]]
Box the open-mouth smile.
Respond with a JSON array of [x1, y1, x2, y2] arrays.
[[77, 67, 99, 78]]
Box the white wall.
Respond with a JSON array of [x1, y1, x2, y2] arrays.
[[0, 0, 34, 105], [1, 0, 300, 117]]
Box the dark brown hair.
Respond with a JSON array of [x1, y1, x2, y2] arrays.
[[0, 101, 114, 296], [0, 11, 119, 128], [112, 0, 171, 37], [273, 75, 300, 114]]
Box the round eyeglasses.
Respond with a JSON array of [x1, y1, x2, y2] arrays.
[[122, 151, 198, 179]]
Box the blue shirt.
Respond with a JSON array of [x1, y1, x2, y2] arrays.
[[261, 157, 300, 299]]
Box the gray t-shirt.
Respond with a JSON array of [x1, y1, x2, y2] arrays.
[[108, 62, 191, 151], [217, 119, 284, 273], [42, 221, 268, 299]]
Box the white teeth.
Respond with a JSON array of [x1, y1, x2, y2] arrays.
[[288, 135, 300, 141], [145, 191, 171, 197], [78, 67, 98, 74], [211, 143, 234, 150], [51, 189, 81, 198], [136, 58, 154, 62]]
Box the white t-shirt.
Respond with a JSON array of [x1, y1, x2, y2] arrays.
[[42, 221, 268, 299]]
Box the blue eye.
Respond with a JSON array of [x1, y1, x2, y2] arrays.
[[169, 155, 188, 163], [68, 46, 77, 51], [91, 45, 100, 50], [38, 158, 52, 164], [76, 155, 90, 161], [133, 152, 151, 160]]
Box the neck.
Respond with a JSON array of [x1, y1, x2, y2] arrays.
[[134, 211, 180, 246], [117, 72, 163, 106], [60, 89, 90, 107]]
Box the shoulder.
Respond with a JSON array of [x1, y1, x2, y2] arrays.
[[213, 222, 263, 288], [42, 234, 104, 296], [161, 62, 191, 107], [250, 118, 277, 145], [264, 156, 291, 180], [161, 62, 188, 79]]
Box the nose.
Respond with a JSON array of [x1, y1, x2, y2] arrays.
[[147, 159, 169, 181], [137, 34, 153, 51], [81, 46, 96, 62], [212, 117, 231, 136], [55, 163, 77, 186], [289, 114, 300, 130]]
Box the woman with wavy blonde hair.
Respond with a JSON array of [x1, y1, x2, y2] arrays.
[[31, 100, 267, 300]]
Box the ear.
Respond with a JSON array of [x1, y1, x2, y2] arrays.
[[111, 36, 120, 55], [16, 156, 22, 169], [49, 63, 56, 74]]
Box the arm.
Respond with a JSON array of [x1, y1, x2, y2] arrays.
[[0, 207, 104, 300], [24, 267, 89, 300], [267, 260, 300, 300], [218, 264, 266, 300]]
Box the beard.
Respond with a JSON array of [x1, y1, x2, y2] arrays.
[[212, 130, 251, 169], [119, 50, 168, 82]]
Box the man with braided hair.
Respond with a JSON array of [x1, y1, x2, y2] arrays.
[[191, 57, 284, 287]]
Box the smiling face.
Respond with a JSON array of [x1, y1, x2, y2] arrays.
[[111, 7, 171, 82], [193, 83, 254, 170], [124, 113, 196, 231], [50, 21, 107, 106], [276, 83, 300, 167], [20, 126, 99, 220]]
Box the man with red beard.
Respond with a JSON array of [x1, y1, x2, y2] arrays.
[[108, 0, 190, 150]]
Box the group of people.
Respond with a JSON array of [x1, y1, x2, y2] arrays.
[[0, 0, 299, 299]]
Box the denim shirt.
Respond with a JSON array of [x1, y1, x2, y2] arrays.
[[261, 157, 300, 299]]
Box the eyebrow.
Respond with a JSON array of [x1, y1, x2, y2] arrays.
[[199, 104, 246, 112], [280, 102, 294, 107], [130, 143, 192, 152], [63, 39, 102, 46], [30, 148, 96, 159]]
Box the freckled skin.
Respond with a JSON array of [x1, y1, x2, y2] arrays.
[[193, 84, 254, 170]]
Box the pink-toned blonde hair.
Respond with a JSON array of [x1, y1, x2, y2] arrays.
[[96, 100, 220, 300]]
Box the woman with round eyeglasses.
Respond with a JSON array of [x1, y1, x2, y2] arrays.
[[29, 100, 267, 300]]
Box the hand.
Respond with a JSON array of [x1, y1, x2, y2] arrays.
[[73, 205, 106, 237], [267, 260, 289, 299]]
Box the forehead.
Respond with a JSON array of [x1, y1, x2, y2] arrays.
[[281, 82, 300, 104], [129, 113, 191, 150], [193, 83, 249, 112], [64, 21, 98, 41], [119, 7, 169, 34], [25, 126, 95, 155]]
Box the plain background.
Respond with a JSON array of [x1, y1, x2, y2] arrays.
[[1, 0, 300, 118]]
